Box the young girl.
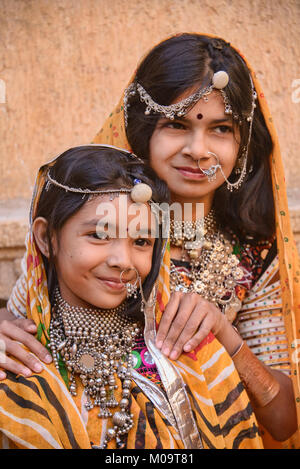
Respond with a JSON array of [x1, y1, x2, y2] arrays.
[[2, 33, 300, 447], [0, 145, 262, 449]]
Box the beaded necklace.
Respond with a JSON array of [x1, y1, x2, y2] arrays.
[[49, 289, 140, 449]]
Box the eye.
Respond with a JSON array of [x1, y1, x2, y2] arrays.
[[159, 120, 187, 130], [134, 238, 153, 247], [214, 125, 233, 134], [88, 231, 109, 240]]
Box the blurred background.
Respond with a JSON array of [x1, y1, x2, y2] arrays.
[[0, 0, 299, 304]]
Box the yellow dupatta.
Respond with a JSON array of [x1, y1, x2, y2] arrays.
[[92, 34, 300, 449]]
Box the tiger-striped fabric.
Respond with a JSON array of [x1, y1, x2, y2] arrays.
[[0, 343, 263, 449]]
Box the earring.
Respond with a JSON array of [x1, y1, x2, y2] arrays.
[[198, 152, 221, 182]]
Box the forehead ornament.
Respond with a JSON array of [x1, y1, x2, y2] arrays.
[[124, 71, 231, 126], [212, 71, 229, 89], [130, 180, 153, 203], [45, 170, 153, 204]]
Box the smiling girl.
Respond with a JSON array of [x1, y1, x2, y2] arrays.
[[0, 145, 263, 449]]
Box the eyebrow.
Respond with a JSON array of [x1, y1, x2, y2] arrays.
[[209, 117, 233, 124], [80, 219, 105, 227], [80, 221, 155, 237], [133, 227, 156, 237]]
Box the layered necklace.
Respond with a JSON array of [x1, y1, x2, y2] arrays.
[[49, 289, 140, 449], [169, 209, 244, 321]]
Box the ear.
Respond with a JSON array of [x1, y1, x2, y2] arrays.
[[32, 217, 53, 258]]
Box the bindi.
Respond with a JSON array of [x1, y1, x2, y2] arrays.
[[197, 113, 203, 120]]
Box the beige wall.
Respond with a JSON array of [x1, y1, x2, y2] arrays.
[[0, 0, 299, 300], [0, 0, 299, 200]]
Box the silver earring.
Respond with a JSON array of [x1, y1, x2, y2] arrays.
[[197, 152, 221, 182]]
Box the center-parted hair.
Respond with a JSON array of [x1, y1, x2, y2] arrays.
[[35, 145, 170, 321], [126, 33, 274, 243]]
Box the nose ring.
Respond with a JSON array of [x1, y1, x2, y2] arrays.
[[120, 268, 139, 299], [197, 152, 221, 182]]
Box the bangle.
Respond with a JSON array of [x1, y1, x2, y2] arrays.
[[230, 339, 244, 358], [230, 325, 243, 358], [231, 341, 280, 408]]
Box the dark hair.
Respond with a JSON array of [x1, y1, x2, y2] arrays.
[[35, 145, 169, 322], [126, 33, 274, 243]]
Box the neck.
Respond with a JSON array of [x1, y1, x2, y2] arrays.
[[169, 192, 214, 221], [55, 288, 125, 315]]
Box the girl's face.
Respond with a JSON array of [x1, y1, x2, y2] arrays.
[[46, 195, 156, 310], [149, 90, 240, 207]]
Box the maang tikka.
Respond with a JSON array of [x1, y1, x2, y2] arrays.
[[124, 71, 231, 126]]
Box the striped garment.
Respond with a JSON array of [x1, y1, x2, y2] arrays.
[[0, 336, 263, 449]]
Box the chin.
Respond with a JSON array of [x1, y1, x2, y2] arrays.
[[87, 294, 126, 311]]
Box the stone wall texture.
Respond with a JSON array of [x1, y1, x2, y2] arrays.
[[0, 0, 299, 300]]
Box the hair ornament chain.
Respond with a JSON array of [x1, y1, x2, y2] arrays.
[[124, 71, 231, 126], [44, 144, 154, 203]]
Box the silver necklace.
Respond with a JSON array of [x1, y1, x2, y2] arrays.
[[169, 210, 244, 321], [49, 289, 140, 449]]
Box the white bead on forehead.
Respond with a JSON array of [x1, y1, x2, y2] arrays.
[[130, 182, 153, 203], [212, 71, 229, 89]]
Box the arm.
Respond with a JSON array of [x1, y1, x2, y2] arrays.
[[155, 291, 297, 441], [0, 307, 52, 380]]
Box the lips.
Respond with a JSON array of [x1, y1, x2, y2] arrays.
[[176, 166, 204, 174], [175, 166, 206, 180], [96, 276, 126, 291]]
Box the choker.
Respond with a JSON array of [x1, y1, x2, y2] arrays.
[[49, 289, 140, 449], [169, 210, 244, 321]]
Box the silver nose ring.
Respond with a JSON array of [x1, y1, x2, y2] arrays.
[[120, 267, 139, 299], [197, 152, 221, 182]]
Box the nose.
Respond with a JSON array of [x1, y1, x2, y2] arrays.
[[182, 129, 210, 163], [106, 240, 134, 273]]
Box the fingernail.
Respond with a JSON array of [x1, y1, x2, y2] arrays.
[[44, 354, 52, 363], [184, 344, 192, 352], [23, 368, 32, 377], [34, 363, 43, 372], [0, 371, 6, 380], [162, 347, 170, 357], [156, 340, 163, 349], [170, 350, 179, 360]]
